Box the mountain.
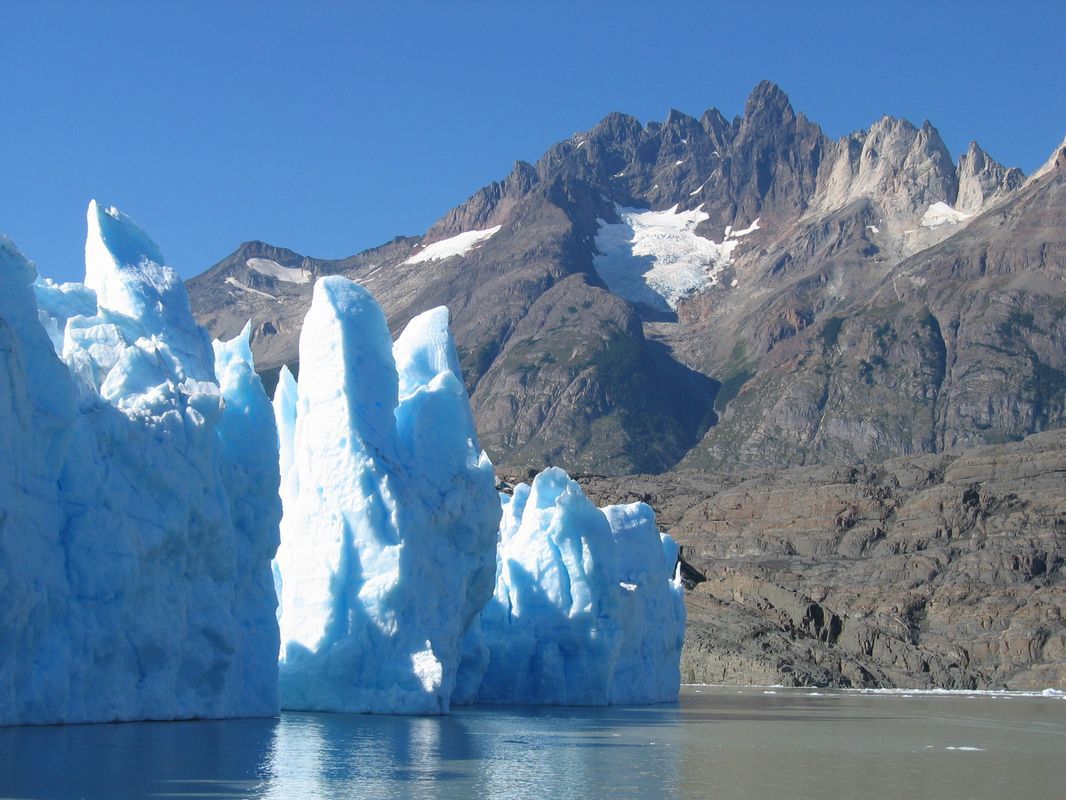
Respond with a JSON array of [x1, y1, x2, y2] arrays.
[[187, 81, 1065, 476]]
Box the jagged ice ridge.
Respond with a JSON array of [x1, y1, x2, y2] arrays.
[[456, 468, 686, 705], [0, 202, 281, 725]]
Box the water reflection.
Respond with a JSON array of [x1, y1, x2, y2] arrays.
[[1, 690, 1063, 800], [253, 704, 685, 800], [0, 716, 276, 798]]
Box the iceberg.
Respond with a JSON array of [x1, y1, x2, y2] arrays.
[[274, 277, 500, 714], [0, 202, 280, 725], [458, 468, 685, 705]]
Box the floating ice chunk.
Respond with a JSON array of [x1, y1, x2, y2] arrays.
[[274, 278, 499, 714], [403, 226, 502, 265], [458, 468, 684, 706]]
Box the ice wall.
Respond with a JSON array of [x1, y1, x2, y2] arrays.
[[459, 468, 685, 705], [274, 277, 499, 714], [0, 202, 280, 725]]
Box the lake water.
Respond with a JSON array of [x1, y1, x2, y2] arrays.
[[1, 686, 1063, 799]]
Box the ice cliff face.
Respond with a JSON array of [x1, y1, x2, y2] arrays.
[[458, 468, 685, 705], [273, 277, 500, 714], [0, 202, 280, 725]]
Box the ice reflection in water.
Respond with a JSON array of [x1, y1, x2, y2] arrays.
[[253, 705, 683, 799], [1, 689, 1064, 799]]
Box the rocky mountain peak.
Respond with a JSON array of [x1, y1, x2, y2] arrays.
[[700, 107, 731, 142], [590, 111, 645, 145], [743, 80, 795, 123], [664, 108, 697, 127], [1028, 134, 1066, 184], [956, 140, 1025, 214], [812, 113, 958, 230], [188, 85, 1063, 480]]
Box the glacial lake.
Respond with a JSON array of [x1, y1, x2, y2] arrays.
[[1, 686, 1063, 799]]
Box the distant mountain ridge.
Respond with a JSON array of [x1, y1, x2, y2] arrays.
[[187, 81, 1066, 475]]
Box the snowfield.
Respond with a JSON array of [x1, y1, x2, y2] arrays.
[[593, 204, 755, 312], [246, 257, 311, 283], [920, 201, 970, 228], [403, 225, 502, 264]]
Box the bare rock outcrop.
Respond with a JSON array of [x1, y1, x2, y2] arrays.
[[579, 429, 1066, 689]]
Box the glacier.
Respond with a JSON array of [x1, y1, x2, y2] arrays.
[[0, 202, 280, 725], [457, 468, 686, 706], [273, 277, 500, 714], [3, 203, 685, 724]]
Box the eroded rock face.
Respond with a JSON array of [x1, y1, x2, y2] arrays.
[[577, 429, 1066, 690]]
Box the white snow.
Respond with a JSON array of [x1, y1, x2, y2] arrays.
[[593, 204, 741, 312], [226, 276, 278, 300], [455, 469, 685, 706], [866, 224, 881, 234], [675, 159, 685, 165], [403, 226, 502, 265], [0, 201, 281, 725], [920, 201, 970, 228], [246, 257, 311, 284], [273, 279, 499, 714], [729, 218, 761, 237], [689, 179, 709, 197]]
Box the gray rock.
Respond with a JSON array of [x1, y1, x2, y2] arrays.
[[579, 429, 1066, 689]]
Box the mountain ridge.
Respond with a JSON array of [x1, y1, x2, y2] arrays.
[[188, 81, 1063, 475]]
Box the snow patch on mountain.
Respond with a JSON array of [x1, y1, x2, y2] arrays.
[[920, 201, 970, 228], [246, 258, 311, 284], [594, 205, 747, 312], [728, 218, 761, 237], [404, 226, 502, 265], [226, 276, 278, 300]]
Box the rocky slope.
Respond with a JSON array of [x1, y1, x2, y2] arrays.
[[573, 428, 1066, 689], [188, 81, 1062, 475]]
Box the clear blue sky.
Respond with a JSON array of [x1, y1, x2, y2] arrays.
[[3, 1, 1065, 283]]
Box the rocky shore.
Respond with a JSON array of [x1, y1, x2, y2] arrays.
[[563, 429, 1066, 689]]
